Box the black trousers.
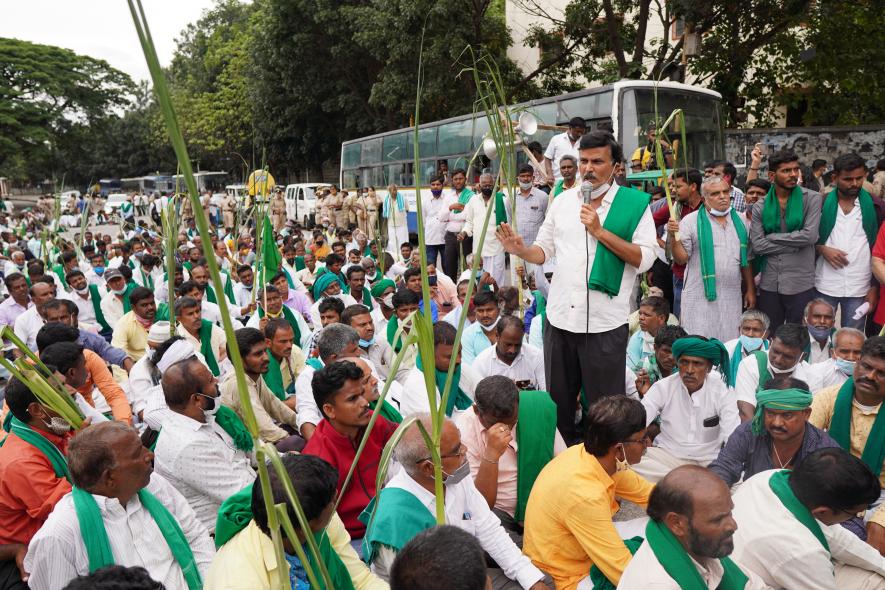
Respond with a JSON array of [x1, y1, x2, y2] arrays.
[[757, 287, 816, 330], [443, 231, 472, 281], [543, 319, 628, 444], [0, 558, 27, 590]]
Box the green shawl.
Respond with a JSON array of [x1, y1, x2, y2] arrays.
[[514, 390, 557, 522], [752, 350, 771, 393], [587, 186, 651, 297], [198, 320, 220, 376], [8, 416, 70, 480], [369, 398, 402, 424], [139, 268, 155, 291], [756, 185, 804, 274], [294, 256, 306, 271], [121, 281, 138, 314], [72, 486, 202, 590], [727, 340, 768, 386], [768, 469, 830, 551], [264, 350, 295, 401], [645, 519, 748, 589], [532, 290, 547, 338], [88, 284, 112, 332], [52, 263, 68, 290], [214, 406, 254, 452], [494, 191, 508, 226], [697, 207, 748, 302], [415, 355, 472, 417], [818, 188, 878, 247], [829, 377, 885, 477], [258, 305, 302, 348], [386, 317, 405, 352], [360, 487, 436, 563]]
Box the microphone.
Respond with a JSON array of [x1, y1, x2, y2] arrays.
[[580, 179, 593, 204]]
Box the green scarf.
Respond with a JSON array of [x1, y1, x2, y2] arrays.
[[198, 320, 220, 376], [728, 340, 768, 386], [222, 272, 237, 305], [768, 470, 830, 552], [494, 191, 508, 227], [456, 187, 473, 206], [753, 350, 771, 393], [294, 256, 306, 271], [72, 486, 202, 590], [360, 487, 436, 563], [751, 387, 813, 435], [532, 290, 547, 338], [264, 350, 293, 401], [514, 391, 556, 522], [205, 283, 219, 304], [829, 377, 885, 477], [140, 268, 154, 291], [588, 537, 642, 590], [587, 186, 651, 297], [697, 207, 747, 302], [369, 399, 402, 424], [88, 284, 112, 332], [818, 189, 878, 247], [214, 406, 254, 452], [645, 519, 748, 589], [8, 416, 70, 480], [415, 355, 472, 417], [121, 281, 137, 314], [756, 185, 804, 274], [258, 306, 302, 348], [52, 263, 68, 290], [386, 317, 405, 352]]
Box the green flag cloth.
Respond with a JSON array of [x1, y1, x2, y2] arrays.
[[72, 486, 202, 590], [818, 189, 878, 247], [360, 487, 436, 563], [122, 281, 138, 314], [369, 398, 402, 424], [696, 207, 748, 302], [514, 390, 557, 522], [671, 336, 731, 386], [415, 355, 472, 417], [829, 378, 885, 477], [645, 519, 748, 589], [588, 537, 642, 590], [260, 217, 282, 286], [294, 256, 306, 271], [7, 416, 70, 481], [768, 470, 830, 552], [88, 284, 112, 332], [198, 320, 220, 376], [755, 185, 804, 274], [587, 186, 651, 297], [494, 191, 508, 227], [750, 388, 813, 435], [258, 306, 302, 348]]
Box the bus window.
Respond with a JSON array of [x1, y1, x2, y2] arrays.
[[342, 169, 359, 189], [559, 91, 613, 122], [361, 138, 382, 165], [418, 160, 437, 184], [383, 133, 408, 162], [371, 167, 385, 188], [472, 117, 489, 149], [437, 120, 472, 156], [418, 127, 437, 159], [343, 143, 361, 168]]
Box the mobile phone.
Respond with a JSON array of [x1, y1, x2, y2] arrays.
[[755, 142, 768, 157]]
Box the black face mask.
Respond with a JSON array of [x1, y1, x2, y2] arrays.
[[480, 187, 493, 197]]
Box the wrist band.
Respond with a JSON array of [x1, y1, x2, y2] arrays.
[[481, 456, 499, 465]]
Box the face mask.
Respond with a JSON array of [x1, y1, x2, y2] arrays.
[[15, 264, 24, 271], [518, 180, 532, 191], [442, 460, 471, 487], [834, 357, 856, 376], [75, 286, 89, 296], [431, 189, 443, 197], [94, 266, 105, 276], [286, 258, 295, 266], [111, 287, 127, 296], [198, 393, 219, 416], [615, 444, 630, 473], [739, 335, 764, 353], [709, 206, 732, 217], [134, 251, 144, 259], [768, 357, 801, 376], [808, 325, 832, 342], [480, 187, 493, 197], [359, 337, 375, 348], [480, 316, 500, 332], [381, 293, 394, 308], [41, 414, 72, 435]]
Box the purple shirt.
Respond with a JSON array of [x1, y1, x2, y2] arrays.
[[284, 291, 312, 324], [0, 297, 30, 329]]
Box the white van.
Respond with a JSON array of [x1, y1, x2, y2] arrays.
[[284, 183, 329, 228]]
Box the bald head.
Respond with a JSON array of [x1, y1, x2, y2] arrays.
[[648, 465, 728, 519], [67, 421, 135, 488], [162, 357, 208, 408]]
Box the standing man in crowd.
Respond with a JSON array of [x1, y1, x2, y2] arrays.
[[459, 173, 507, 286], [441, 168, 472, 280], [421, 175, 447, 268], [543, 117, 585, 186]]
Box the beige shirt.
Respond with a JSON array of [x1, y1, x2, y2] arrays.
[[220, 371, 298, 443]]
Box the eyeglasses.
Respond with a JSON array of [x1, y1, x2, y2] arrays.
[[621, 433, 652, 446], [415, 443, 467, 464], [836, 507, 866, 519]]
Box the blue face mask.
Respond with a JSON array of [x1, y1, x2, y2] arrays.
[[808, 325, 832, 342], [739, 334, 764, 352], [94, 266, 105, 276], [359, 337, 375, 348], [431, 189, 443, 198], [834, 357, 856, 376]]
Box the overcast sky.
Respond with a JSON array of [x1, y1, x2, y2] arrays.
[[1, 0, 219, 82]]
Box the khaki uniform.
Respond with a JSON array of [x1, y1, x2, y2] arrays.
[[351, 193, 368, 235], [221, 194, 235, 230], [344, 192, 357, 227], [270, 193, 286, 231], [364, 192, 381, 239], [326, 191, 347, 228]]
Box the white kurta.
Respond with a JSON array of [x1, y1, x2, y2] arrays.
[[398, 363, 479, 421]]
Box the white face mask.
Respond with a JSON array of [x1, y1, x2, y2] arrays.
[[768, 357, 801, 375], [198, 393, 220, 417], [75, 286, 89, 295], [381, 293, 394, 308], [41, 414, 72, 435], [615, 443, 630, 472], [709, 206, 732, 217], [480, 315, 500, 332], [518, 180, 532, 191]]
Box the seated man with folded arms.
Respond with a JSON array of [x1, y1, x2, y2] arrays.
[[457, 376, 565, 540]]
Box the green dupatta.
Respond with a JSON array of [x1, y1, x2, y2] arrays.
[[829, 377, 885, 477], [198, 320, 220, 376], [696, 207, 748, 301], [72, 486, 203, 590], [7, 416, 70, 480], [494, 191, 508, 227], [415, 355, 472, 416], [645, 518, 748, 589], [587, 186, 651, 297], [768, 470, 830, 551], [755, 185, 804, 273], [369, 398, 402, 424], [264, 350, 293, 401], [818, 188, 878, 247], [88, 284, 112, 332], [514, 391, 556, 522], [386, 317, 405, 352]]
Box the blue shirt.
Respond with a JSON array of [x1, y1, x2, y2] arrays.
[[418, 298, 439, 323], [461, 321, 492, 365], [78, 330, 129, 367], [284, 552, 310, 590]]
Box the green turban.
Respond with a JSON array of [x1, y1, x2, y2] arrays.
[[751, 388, 813, 435], [670, 336, 732, 386], [312, 272, 338, 300], [370, 278, 396, 299]]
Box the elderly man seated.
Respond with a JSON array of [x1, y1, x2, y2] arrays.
[[24, 422, 214, 590], [361, 414, 550, 590], [806, 327, 865, 390], [635, 336, 740, 483], [456, 376, 565, 539]]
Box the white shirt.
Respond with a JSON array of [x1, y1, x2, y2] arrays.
[[543, 132, 580, 181], [308, 293, 357, 327], [472, 343, 546, 391], [618, 537, 771, 589], [295, 363, 321, 431], [808, 334, 834, 365], [533, 183, 657, 333], [733, 352, 823, 406], [24, 473, 214, 590], [232, 282, 254, 309], [83, 268, 106, 287], [100, 292, 125, 330], [378, 470, 544, 589], [371, 306, 390, 336], [642, 373, 740, 462], [13, 306, 44, 351], [421, 193, 448, 245], [153, 411, 256, 532], [2, 261, 25, 278], [804, 357, 851, 390], [127, 354, 161, 420], [731, 469, 885, 590], [462, 193, 505, 257], [814, 199, 872, 298], [70, 286, 104, 326], [439, 189, 472, 233], [399, 363, 479, 421]]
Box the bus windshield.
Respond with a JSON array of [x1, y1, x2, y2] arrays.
[[620, 87, 723, 169]]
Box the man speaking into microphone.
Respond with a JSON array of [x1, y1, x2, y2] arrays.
[[497, 130, 657, 443]]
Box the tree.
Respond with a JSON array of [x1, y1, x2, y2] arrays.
[[0, 37, 133, 182]]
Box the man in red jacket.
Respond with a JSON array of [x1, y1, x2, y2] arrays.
[[303, 359, 397, 544]]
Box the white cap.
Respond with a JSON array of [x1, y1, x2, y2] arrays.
[[147, 321, 172, 344]]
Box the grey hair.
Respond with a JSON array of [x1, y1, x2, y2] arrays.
[[174, 296, 200, 316], [803, 297, 835, 319], [479, 173, 494, 183], [834, 327, 866, 347], [317, 323, 360, 361], [701, 174, 729, 195], [396, 413, 447, 477], [559, 154, 577, 167], [740, 309, 770, 332]]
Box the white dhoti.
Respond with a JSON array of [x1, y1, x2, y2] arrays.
[[632, 446, 709, 483], [387, 220, 409, 256], [834, 563, 885, 589], [482, 254, 506, 286]]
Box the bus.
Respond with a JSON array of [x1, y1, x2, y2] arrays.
[[339, 80, 724, 231], [121, 175, 177, 194], [174, 171, 230, 194]]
